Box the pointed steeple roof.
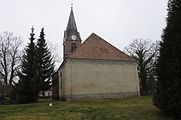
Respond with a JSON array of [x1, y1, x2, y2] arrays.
[[66, 7, 78, 35]]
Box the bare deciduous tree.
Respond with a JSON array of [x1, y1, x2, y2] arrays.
[[124, 39, 159, 96], [0, 31, 22, 88]]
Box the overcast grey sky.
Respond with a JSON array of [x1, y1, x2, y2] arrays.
[[0, 0, 167, 65]]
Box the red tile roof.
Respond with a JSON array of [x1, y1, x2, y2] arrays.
[[68, 33, 134, 61]]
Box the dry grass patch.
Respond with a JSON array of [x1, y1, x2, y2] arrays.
[[0, 96, 173, 120]]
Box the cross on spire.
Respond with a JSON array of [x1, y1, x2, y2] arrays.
[[71, 3, 73, 9]]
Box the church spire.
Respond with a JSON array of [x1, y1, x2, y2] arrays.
[[66, 6, 78, 36], [63, 6, 81, 59]]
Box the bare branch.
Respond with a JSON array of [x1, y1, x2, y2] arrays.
[[124, 39, 160, 95], [0, 31, 22, 86]]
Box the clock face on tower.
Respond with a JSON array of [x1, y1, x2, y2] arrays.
[[71, 35, 77, 40]]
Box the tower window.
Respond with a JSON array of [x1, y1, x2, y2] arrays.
[[71, 43, 76, 52]]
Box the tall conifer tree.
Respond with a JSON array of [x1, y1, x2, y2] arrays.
[[12, 27, 38, 103], [36, 28, 54, 97], [153, 0, 181, 118]]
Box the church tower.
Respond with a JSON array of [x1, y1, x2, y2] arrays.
[[63, 6, 81, 59]]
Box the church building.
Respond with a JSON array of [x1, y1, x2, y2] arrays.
[[52, 7, 140, 100]]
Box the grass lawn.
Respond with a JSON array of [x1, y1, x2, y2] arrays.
[[0, 96, 172, 120]]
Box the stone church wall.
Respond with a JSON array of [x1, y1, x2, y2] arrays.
[[60, 58, 140, 100]]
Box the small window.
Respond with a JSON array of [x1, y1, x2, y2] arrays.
[[60, 72, 62, 89], [71, 43, 76, 52]]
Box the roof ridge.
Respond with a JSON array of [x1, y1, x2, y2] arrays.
[[92, 33, 134, 61], [67, 33, 135, 61]]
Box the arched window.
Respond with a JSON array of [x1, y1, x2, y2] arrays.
[[71, 43, 76, 52]]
